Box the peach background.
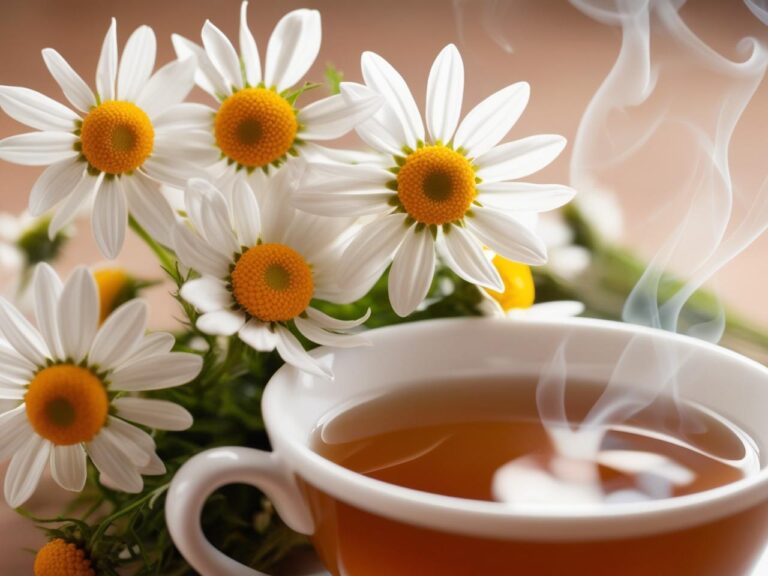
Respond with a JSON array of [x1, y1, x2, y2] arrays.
[[0, 0, 767, 573]]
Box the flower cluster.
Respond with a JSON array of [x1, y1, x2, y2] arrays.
[[0, 0, 575, 543], [0, 3, 574, 376]]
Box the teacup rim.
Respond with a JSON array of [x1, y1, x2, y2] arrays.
[[264, 317, 768, 540]]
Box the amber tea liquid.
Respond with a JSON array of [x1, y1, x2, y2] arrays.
[[302, 378, 767, 576]]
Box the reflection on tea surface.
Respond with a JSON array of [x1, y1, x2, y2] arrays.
[[312, 378, 759, 504], [304, 378, 766, 576]]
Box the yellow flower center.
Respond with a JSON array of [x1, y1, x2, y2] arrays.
[[396, 145, 477, 225], [80, 101, 154, 174], [34, 539, 95, 576], [230, 243, 313, 322], [93, 267, 131, 325], [25, 365, 109, 446], [215, 88, 298, 169], [485, 255, 535, 312]]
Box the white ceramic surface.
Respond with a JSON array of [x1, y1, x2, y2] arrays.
[[166, 317, 768, 575]]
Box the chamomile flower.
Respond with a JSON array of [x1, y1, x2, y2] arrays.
[[293, 44, 576, 316], [479, 253, 584, 319], [171, 2, 381, 181], [174, 172, 370, 378], [0, 21, 217, 259], [0, 213, 28, 298], [34, 539, 95, 576], [0, 264, 202, 508]]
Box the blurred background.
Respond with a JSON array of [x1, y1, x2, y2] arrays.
[[0, 0, 767, 572]]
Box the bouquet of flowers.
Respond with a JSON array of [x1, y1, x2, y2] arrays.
[[0, 3, 765, 574]]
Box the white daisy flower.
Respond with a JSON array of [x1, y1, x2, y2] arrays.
[[478, 253, 584, 319], [0, 20, 217, 259], [171, 2, 381, 181], [0, 212, 31, 299], [173, 170, 370, 379], [0, 264, 203, 508], [538, 213, 592, 281], [293, 44, 576, 316]]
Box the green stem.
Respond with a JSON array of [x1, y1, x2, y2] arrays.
[[128, 216, 177, 276], [89, 484, 169, 551]]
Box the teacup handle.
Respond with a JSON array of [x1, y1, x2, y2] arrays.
[[166, 446, 315, 576]]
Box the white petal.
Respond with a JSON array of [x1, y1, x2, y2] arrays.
[[32, 263, 64, 360], [197, 309, 246, 336], [305, 307, 371, 331], [57, 267, 99, 363], [0, 341, 36, 378], [239, 1, 262, 86], [140, 452, 166, 475], [110, 352, 203, 391], [93, 177, 127, 259], [87, 433, 143, 493], [265, 9, 321, 91], [300, 162, 391, 194], [361, 51, 424, 148], [339, 213, 408, 289], [49, 172, 102, 239], [115, 332, 175, 369], [114, 397, 193, 431], [476, 135, 567, 183], [201, 20, 243, 91], [441, 225, 503, 290], [42, 48, 95, 112], [231, 177, 261, 247], [343, 82, 406, 156], [153, 131, 219, 168], [0, 371, 27, 388], [142, 154, 206, 187], [0, 407, 34, 462], [89, 300, 147, 369], [454, 82, 530, 158], [29, 160, 85, 216], [0, 86, 79, 131], [426, 44, 464, 143], [153, 102, 215, 131], [172, 223, 230, 278], [4, 435, 50, 508], [528, 301, 585, 318], [0, 387, 25, 399], [294, 162, 392, 217], [123, 171, 176, 248], [466, 206, 547, 265], [388, 228, 436, 317], [50, 444, 87, 492], [136, 57, 197, 118], [0, 132, 78, 165], [187, 178, 239, 257], [259, 166, 302, 243], [180, 276, 232, 314], [299, 89, 382, 141], [238, 320, 278, 351], [104, 417, 154, 465], [274, 324, 332, 379], [283, 210, 350, 264], [294, 316, 370, 348], [117, 25, 156, 102], [171, 34, 229, 99], [478, 182, 576, 212], [0, 297, 48, 365], [293, 190, 393, 218], [96, 19, 118, 102]]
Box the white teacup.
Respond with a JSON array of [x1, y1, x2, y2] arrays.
[[166, 317, 768, 575]]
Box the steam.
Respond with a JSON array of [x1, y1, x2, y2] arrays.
[[745, 0, 768, 25], [452, 0, 516, 54], [494, 0, 768, 506]]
